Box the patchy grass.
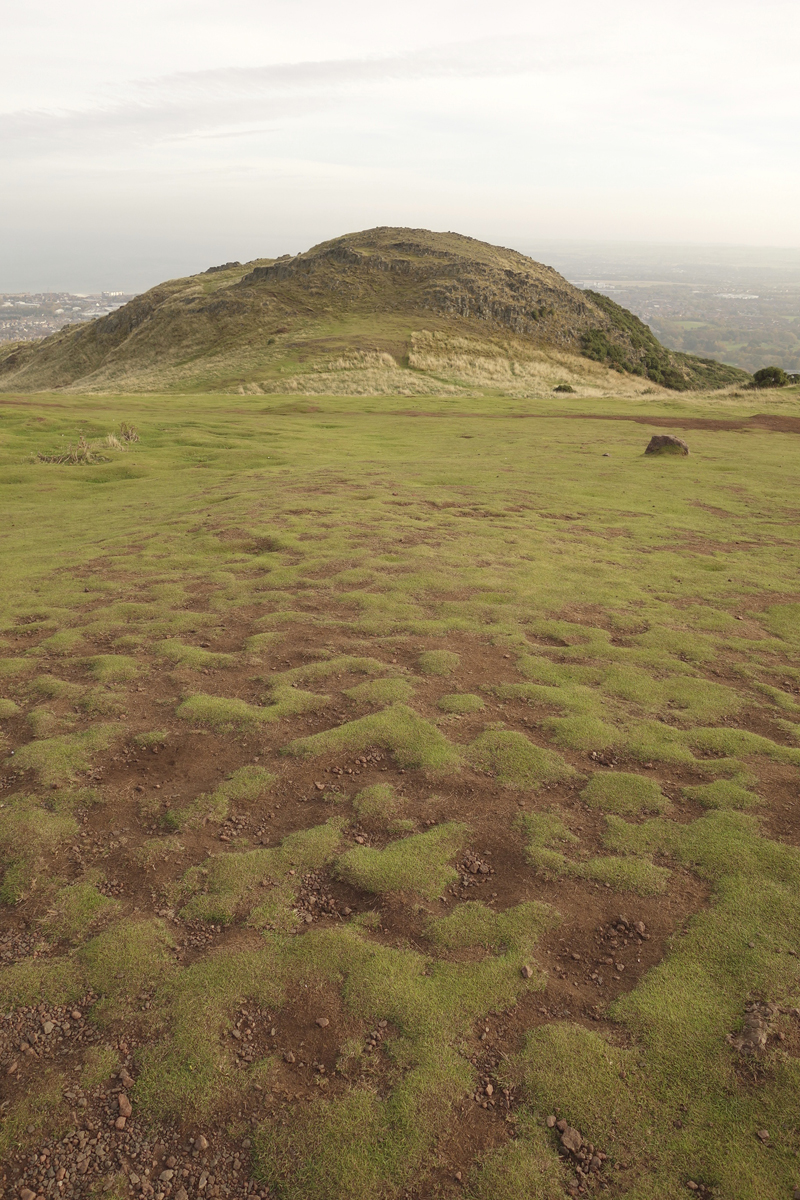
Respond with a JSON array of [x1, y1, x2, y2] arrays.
[[79, 918, 178, 1021], [0, 954, 84, 1008], [580, 854, 671, 894], [681, 778, 761, 809], [518, 810, 579, 879], [427, 899, 556, 952], [437, 692, 484, 714], [345, 676, 415, 706], [417, 649, 460, 676], [0, 794, 79, 902], [28, 674, 84, 701], [85, 654, 140, 683], [352, 783, 399, 821], [42, 879, 119, 942], [155, 639, 235, 670], [285, 704, 461, 770], [581, 771, 670, 815], [468, 730, 575, 789], [9, 724, 120, 785], [166, 763, 275, 828], [336, 823, 470, 899], [2, 387, 800, 1196], [133, 729, 168, 747], [177, 686, 329, 730], [178, 819, 344, 927]]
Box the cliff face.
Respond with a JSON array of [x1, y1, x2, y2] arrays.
[[0, 227, 749, 393]]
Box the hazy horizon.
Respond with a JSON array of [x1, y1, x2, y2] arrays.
[[2, 0, 799, 293]]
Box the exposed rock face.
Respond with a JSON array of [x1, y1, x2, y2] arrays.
[[644, 434, 690, 456]]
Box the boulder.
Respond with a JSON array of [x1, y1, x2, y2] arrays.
[[644, 434, 689, 456]]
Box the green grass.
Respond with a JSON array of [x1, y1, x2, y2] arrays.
[[335, 823, 470, 899], [79, 918, 178, 1020], [352, 783, 399, 821], [285, 703, 461, 770], [42, 879, 119, 942], [178, 819, 344, 927], [468, 730, 575, 789], [345, 676, 415, 706], [1, 386, 800, 1196], [85, 653, 140, 682], [155, 638, 235, 670], [0, 793, 79, 902], [682, 778, 761, 809], [133, 729, 168, 747], [437, 692, 484, 714], [177, 686, 328, 730], [417, 649, 460, 676], [9, 724, 120, 785], [580, 854, 671, 894], [166, 763, 275, 828], [581, 771, 670, 815]]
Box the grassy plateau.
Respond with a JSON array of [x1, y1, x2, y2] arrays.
[[0, 382, 799, 1200]]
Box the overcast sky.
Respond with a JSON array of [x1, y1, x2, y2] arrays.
[[2, 0, 799, 292]]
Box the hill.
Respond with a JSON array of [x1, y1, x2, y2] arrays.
[[0, 227, 750, 395]]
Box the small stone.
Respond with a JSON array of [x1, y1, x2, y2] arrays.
[[71, 1009, 82, 1020], [284, 1051, 295, 1064], [315, 1017, 330, 1028], [485, 1083, 493, 1097], [556, 1118, 568, 1133], [560, 1126, 583, 1154], [546, 1115, 557, 1128], [195, 1134, 209, 1152], [590, 1156, 602, 1172], [634, 921, 646, 936], [520, 965, 533, 979], [756, 1128, 769, 1142], [166, 1156, 177, 1168], [118, 1094, 132, 1118], [314, 782, 324, 791], [175, 1190, 189, 1200], [159, 1169, 175, 1182], [20, 1190, 37, 1200], [686, 1183, 699, 1192], [43, 1021, 54, 1035], [454, 1170, 462, 1182], [115, 1116, 127, 1130]]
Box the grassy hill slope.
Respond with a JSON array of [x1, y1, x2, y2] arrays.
[[0, 227, 750, 395]]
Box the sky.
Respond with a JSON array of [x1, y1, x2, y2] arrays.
[[2, 0, 799, 292]]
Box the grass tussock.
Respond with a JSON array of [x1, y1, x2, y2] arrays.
[[335, 823, 470, 899], [468, 730, 575, 789], [285, 704, 461, 771]]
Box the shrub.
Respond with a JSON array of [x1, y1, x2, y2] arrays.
[[752, 366, 789, 388]]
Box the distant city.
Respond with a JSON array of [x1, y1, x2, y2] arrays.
[[0, 292, 137, 343], [536, 242, 800, 375]]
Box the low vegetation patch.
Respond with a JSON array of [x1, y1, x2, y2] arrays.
[[285, 704, 461, 770], [336, 823, 470, 899], [468, 730, 575, 789]]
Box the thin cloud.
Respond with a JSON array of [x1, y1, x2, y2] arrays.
[[0, 37, 590, 160]]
